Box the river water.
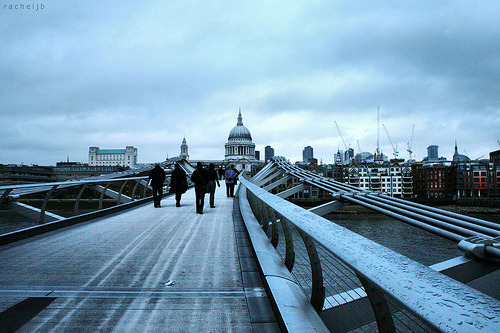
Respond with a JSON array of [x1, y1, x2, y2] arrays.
[[324, 209, 500, 266]]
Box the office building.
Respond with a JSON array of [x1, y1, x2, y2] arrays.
[[303, 146, 313, 163]]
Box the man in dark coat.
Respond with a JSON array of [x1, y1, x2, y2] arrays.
[[190, 162, 209, 214], [170, 163, 187, 207], [148, 163, 166, 208], [218, 166, 225, 180]]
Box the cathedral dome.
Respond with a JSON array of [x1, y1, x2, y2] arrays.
[[228, 110, 252, 140]]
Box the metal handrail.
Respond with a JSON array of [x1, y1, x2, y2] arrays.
[[0, 176, 149, 191], [0, 176, 155, 228], [239, 176, 500, 332], [267, 158, 500, 242]]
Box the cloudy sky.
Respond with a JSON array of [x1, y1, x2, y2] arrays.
[[1, 1, 498, 165]]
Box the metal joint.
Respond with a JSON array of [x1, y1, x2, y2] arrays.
[[458, 236, 500, 263]]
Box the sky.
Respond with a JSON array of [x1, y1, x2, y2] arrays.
[[1, 1, 499, 166]]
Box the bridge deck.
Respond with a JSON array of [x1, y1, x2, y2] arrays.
[[0, 187, 279, 332]]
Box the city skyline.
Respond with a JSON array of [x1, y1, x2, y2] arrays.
[[1, 1, 498, 165]]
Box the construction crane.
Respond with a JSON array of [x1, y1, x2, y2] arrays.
[[334, 121, 349, 151], [407, 124, 415, 160], [382, 124, 399, 158]]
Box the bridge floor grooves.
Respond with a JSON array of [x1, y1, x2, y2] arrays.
[[0, 187, 278, 332]]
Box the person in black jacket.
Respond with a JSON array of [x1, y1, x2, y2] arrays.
[[206, 163, 220, 208], [148, 163, 166, 208], [170, 163, 187, 207], [190, 162, 209, 214]]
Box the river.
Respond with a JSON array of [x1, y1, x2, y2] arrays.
[[324, 208, 500, 266]]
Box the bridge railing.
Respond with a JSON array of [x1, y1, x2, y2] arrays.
[[239, 176, 500, 332], [0, 176, 153, 227]]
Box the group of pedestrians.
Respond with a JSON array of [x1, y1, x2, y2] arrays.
[[148, 162, 239, 214]]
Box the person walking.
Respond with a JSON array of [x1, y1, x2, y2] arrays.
[[224, 165, 237, 198], [218, 166, 225, 180], [170, 163, 187, 207], [206, 163, 220, 208], [190, 162, 209, 214], [148, 163, 166, 208]]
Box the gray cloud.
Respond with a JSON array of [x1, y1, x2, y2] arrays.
[[0, 1, 498, 165]]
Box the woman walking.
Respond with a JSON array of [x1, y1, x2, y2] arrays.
[[170, 163, 187, 207], [206, 163, 220, 208]]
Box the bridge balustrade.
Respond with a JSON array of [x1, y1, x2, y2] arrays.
[[239, 176, 500, 332], [0, 176, 161, 243]]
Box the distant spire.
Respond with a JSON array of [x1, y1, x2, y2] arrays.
[[237, 108, 243, 126]]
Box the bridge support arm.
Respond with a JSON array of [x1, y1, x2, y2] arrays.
[[276, 183, 307, 199], [254, 170, 282, 187], [430, 255, 500, 283], [263, 175, 292, 192], [251, 163, 277, 184], [308, 200, 349, 216], [7, 201, 63, 223]]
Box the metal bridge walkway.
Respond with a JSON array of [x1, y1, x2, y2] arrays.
[[0, 188, 279, 332]]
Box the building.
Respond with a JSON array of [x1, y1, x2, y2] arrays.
[[180, 137, 189, 160], [344, 148, 354, 164], [345, 164, 413, 198], [489, 149, 500, 167], [303, 146, 313, 163], [452, 141, 470, 163], [255, 151, 260, 160], [224, 109, 258, 173], [412, 163, 455, 199], [427, 145, 439, 160], [89, 146, 138, 168], [454, 162, 499, 199], [265, 145, 275, 161]]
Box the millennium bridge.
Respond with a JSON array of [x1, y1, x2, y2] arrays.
[[0, 157, 499, 332]]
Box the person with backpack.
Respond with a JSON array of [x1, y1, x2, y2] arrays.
[[224, 165, 239, 198]]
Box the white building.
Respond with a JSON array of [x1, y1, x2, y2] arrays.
[[346, 164, 413, 198], [224, 109, 258, 173], [89, 146, 138, 168]]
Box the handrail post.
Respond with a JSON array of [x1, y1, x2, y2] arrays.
[[74, 183, 89, 215], [356, 273, 396, 333], [298, 229, 325, 313], [116, 180, 129, 205], [40, 185, 58, 224], [131, 180, 141, 201], [1, 189, 13, 204], [268, 206, 279, 248], [279, 214, 295, 272], [257, 200, 269, 234], [142, 180, 148, 198], [99, 182, 111, 210]]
